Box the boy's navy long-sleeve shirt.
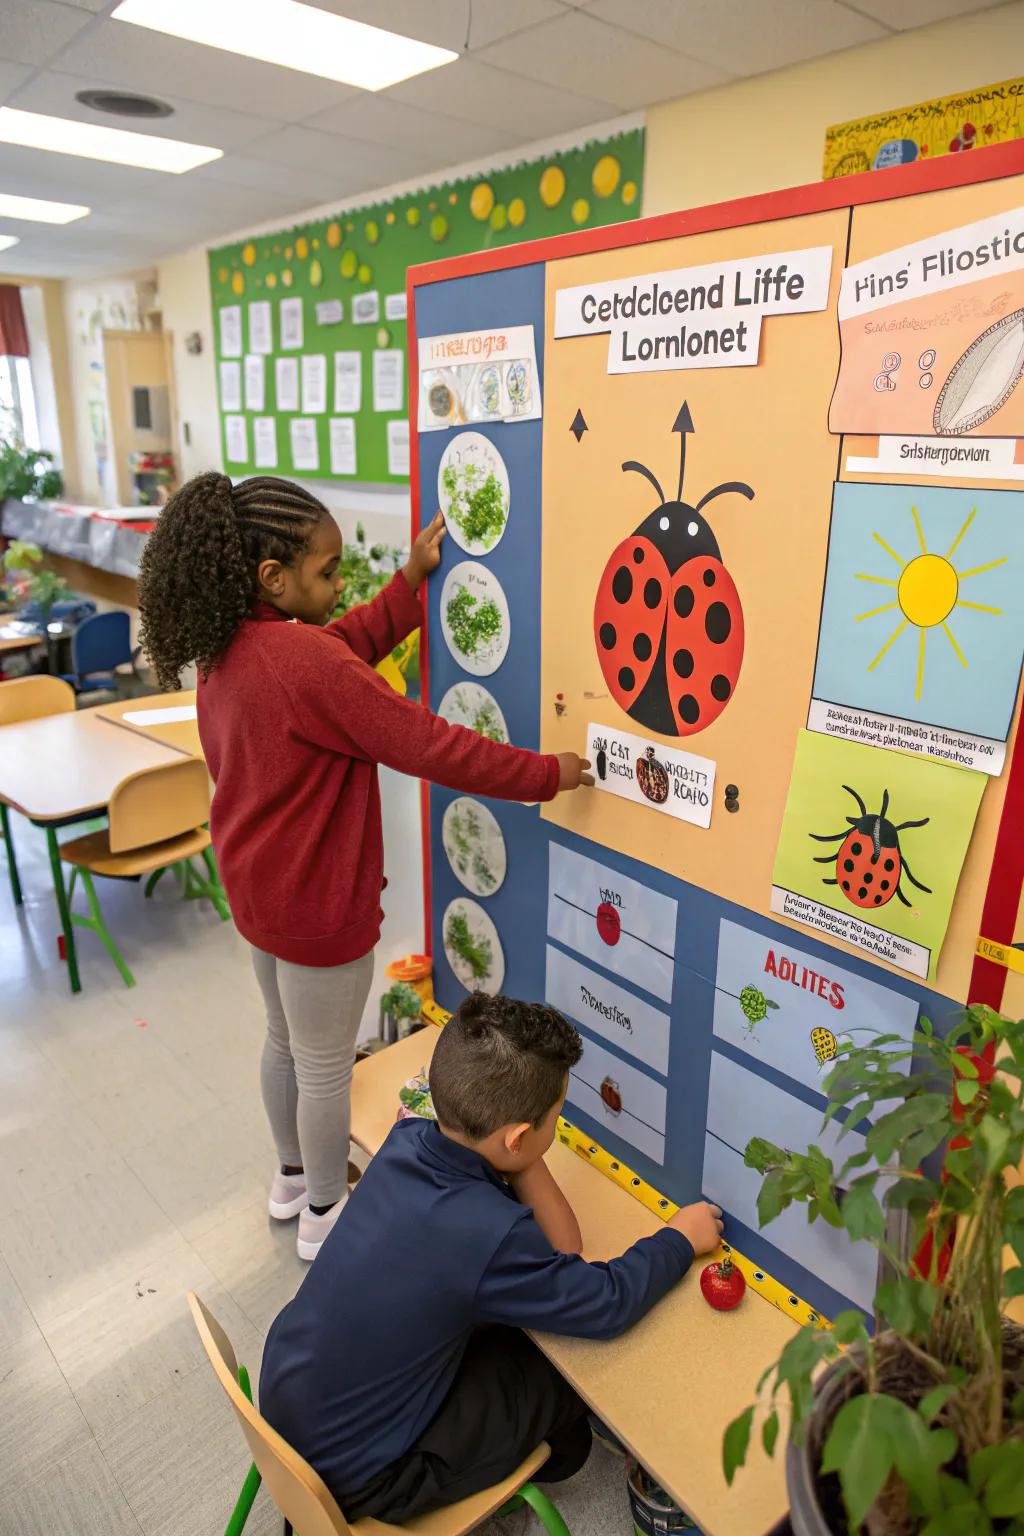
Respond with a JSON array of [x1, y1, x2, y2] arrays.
[[259, 1118, 693, 1502]]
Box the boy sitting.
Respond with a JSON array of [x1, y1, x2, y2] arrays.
[[259, 993, 723, 1523]]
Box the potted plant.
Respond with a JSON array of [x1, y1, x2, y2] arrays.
[[2, 540, 70, 625], [723, 1003, 1024, 1536], [333, 522, 419, 694], [379, 981, 424, 1044], [0, 439, 63, 505]]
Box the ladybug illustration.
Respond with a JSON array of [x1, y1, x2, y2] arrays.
[[811, 785, 931, 910], [600, 1076, 622, 1114], [635, 746, 669, 803], [594, 404, 754, 738]]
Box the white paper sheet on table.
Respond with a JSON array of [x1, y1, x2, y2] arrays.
[[244, 355, 265, 412], [301, 353, 327, 414], [248, 300, 272, 354], [333, 352, 362, 413], [218, 360, 241, 411], [275, 357, 299, 412], [123, 705, 198, 725], [329, 418, 357, 475], [290, 418, 319, 471]]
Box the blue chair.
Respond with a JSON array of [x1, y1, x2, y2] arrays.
[[61, 610, 139, 694]]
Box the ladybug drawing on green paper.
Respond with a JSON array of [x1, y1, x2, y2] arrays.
[[594, 404, 754, 738], [811, 785, 931, 910]]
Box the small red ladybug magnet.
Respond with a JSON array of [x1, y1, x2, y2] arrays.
[[600, 1076, 622, 1114], [596, 902, 621, 946], [700, 1255, 746, 1311]]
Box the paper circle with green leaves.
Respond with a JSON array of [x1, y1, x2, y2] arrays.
[[438, 682, 509, 743], [442, 897, 505, 993], [441, 560, 510, 676], [442, 797, 507, 897], [438, 432, 510, 556]]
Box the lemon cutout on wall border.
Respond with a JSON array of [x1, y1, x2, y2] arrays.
[[295, 236, 308, 260], [309, 258, 323, 287], [430, 214, 449, 242], [217, 267, 228, 284], [231, 271, 245, 294], [621, 180, 638, 205], [377, 326, 391, 347], [508, 198, 526, 227], [490, 203, 508, 231], [326, 221, 342, 247], [592, 155, 620, 198], [242, 242, 256, 267], [284, 246, 293, 260], [281, 268, 293, 287], [358, 263, 372, 283], [448, 191, 458, 205], [539, 165, 565, 208], [386, 210, 396, 225], [340, 250, 357, 278], [365, 219, 380, 245], [266, 272, 278, 289], [571, 198, 589, 224], [470, 182, 494, 221], [406, 206, 421, 226], [312, 238, 319, 250]]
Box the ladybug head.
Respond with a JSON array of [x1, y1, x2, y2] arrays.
[[843, 785, 927, 859]]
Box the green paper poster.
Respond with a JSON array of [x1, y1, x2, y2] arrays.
[[771, 730, 986, 981]]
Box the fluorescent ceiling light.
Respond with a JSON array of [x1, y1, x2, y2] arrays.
[[112, 0, 458, 91], [0, 192, 90, 225], [0, 235, 19, 252], [0, 107, 221, 174]]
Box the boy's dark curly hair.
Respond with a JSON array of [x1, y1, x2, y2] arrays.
[[137, 471, 330, 690], [429, 993, 582, 1141]]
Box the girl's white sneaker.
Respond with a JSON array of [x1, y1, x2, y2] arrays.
[[296, 1195, 347, 1261], [268, 1171, 308, 1221]]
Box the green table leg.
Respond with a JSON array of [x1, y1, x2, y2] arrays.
[[45, 825, 81, 995], [2, 803, 22, 906]]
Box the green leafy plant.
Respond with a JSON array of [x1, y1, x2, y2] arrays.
[[331, 522, 419, 685], [2, 540, 70, 621], [445, 910, 492, 983], [724, 1004, 1024, 1536], [380, 981, 423, 1023], [445, 585, 502, 659], [441, 462, 507, 549], [0, 440, 63, 502]]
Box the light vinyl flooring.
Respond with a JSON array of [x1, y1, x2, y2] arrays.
[[0, 818, 632, 1536]]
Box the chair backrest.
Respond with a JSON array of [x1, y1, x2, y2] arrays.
[[107, 756, 211, 854], [187, 1293, 352, 1536], [0, 675, 75, 724], [71, 610, 132, 677]]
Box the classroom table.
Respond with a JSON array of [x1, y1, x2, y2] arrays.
[[95, 690, 201, 757], [0, 623, 45, 656], [350, 1030, 793, 1536], [0, 705, 185, 992]]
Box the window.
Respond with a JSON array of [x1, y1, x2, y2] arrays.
[[0, 354, 40, 447]]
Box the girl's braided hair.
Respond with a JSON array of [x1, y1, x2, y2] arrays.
[[138, 472, 330, 690]]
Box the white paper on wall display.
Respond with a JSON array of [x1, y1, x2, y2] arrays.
[[333, 352, 362, 414], [713, 916, 917, 1095], [418, 323, 541, 430], [554, 247, 833, 376], [218, 359, 241, 412], [385, 292, 407, 321], [588, 722, 715, 829], [806, 698, 1006, 777], [373, 349, 404, 413], [567, 1034, 666, 1165], [253, 416, 278, 469], [244, 355, 265, 412], [770, 886, 931, 980], [279, 296, 303, 351], [289, 418, 319, 472], [301, 353, 327, 414], [275, 357, 299, 412], [545, 945, 670, 1076], [352, 291, 380, 325], [248, 300, 272, 355], [219, 304, 242, 357], [844, 435, 1024, 484], [315, 299, 343, 326], [547, 843, 677, 1003], [224, 414, 247, 464], [387, 419, 410, 477], [837, 208, 1024, 320], [329, 417, 356, 476]]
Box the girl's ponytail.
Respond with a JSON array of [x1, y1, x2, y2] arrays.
[[138, 471, 328, 690]]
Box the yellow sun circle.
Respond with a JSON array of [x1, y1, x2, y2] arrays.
[[295, 236, 309, 260], [507, 197, 526, 227], [365, 220, 379, 245], [231, 271, 245, 295], [281, 268, 293, 287], [490, 203, 507, 231], [326, 222, 342, 247], [357, 263, 372, 283], [241, 243, 256, 266], [897, 553, 959, 627], [266, 272, 278, 289], [621, 180, 638, 205], [571, 197, 590, 224], [448, 191, 458, 205], [309, 258, 323, 287], [470, 182, 494, 221], [406, 206, 421, 226], [539, 165, 565, 208], [592, 154, 620, 198]]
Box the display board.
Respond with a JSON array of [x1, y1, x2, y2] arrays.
[[207, 128, 643, 486], [409, 142, 1024, 1325]]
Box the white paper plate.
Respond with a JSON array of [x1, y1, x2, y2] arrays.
[[442, 797, 507, 897], [440, 560, 510, 676], [437, 682, 509, 744], [438, 431, 510, 556], [442, 897, 505, 994]]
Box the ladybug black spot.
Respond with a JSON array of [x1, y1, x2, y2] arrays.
[[884, 858, 895, 871], [644, 577, 663, 609], [710, 674, 730, 702], [673, 649, 694, 678], [612, 566, 633, 604], [633, 633, 652, 662], [842, 881, 850, 891], [674, 585, 694, 619], [851, 842, 862, 856], [880, 879, 889, 890], [631, 547, 645, 564], [703, 568, 716, 587], [863, 872, 873, 884], [858, 887, 867, 900], [678, 695, 700, 725], [843, 859, 854, 872], [618, 667, 635, 691], [599, 622, 616, 650], [874, 895, 882, 904], [705, 602, 731, 644]]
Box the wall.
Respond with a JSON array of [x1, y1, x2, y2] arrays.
[[156, 246, 220, 484], [2, 273, 79, 494], [63, 271, 153, 506], [644, 1, 1024, 214]]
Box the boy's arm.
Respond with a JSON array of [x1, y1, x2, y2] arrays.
[[508, 1159, 583, 1256]]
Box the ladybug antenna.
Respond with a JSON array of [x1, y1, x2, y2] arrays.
[[895, 815, 930, 832], [695, 481, 755, 513], [621, 460, 665, 505], [879, 788, 890, 821], [842, 784, 867, 818]]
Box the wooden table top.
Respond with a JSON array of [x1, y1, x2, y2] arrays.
[[351, 1030, 792, 1536], [95, 690, 201, 758], [0, 706, 185, 822], [0, 624, 44, 654]]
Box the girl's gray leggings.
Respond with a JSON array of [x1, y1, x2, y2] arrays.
[[250, 946, 375, 1209]]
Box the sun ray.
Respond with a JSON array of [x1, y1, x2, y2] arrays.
[[872, 531, 906, 568], [956, 556, 1008, 580], [945, 508, 976, 561], [916, 627, 926, 700], [855, 601, 899, 622], [856, 572, 898, 587], [867, 618, 909, 672], [941, 622, 967, 669], [956, 599, 1003, 615], [911, 505, 927, 556]]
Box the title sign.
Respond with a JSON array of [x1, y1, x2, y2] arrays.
[[838, 208, 1024, 318], [554, 246, 833, 375]]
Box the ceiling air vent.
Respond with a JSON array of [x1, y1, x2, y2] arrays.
[[74, 90, 174, 119]]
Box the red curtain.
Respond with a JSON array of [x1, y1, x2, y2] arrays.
[[0, 284, 29, 357]]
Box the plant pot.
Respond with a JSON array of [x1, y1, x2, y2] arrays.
[[784, 1353, 854, 1536]]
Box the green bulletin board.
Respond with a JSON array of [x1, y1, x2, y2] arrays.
[[208, 127, 644, 485]]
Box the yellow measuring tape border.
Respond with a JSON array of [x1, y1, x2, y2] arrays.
[[420, 998, 829, 1331], [976, 935, 1024, 975]]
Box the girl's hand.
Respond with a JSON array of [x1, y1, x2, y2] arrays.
[[557, 753, 594, 791], [403, 510, 446, 590]]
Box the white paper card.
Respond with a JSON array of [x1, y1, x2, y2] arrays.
[[123, 705, 197, 725], [248, 300, 272, 355], [385, 292, 407, 321], [219, 305, 242, 357], [254, 416, 278, 469], [770, 885, 930, 979], [387, 418, 410, 477], [373, 349, 404, 413], [218, 360, 241, 412], [301, 353, 327, 414], [547, 843, 677, 1003], [244, 355, 265, 412], [275, 356, 299, 412], [806, 697, 1005, 777], [545, 945, 671, 1076], [224, 414, 247, 464], [566, 1034, 667, 1165], [280, 296, 303, 350], [329, 418, 357, 476], [844, 435, 1024, 483], [333, 352, 362, 413], [587, 722, 715, 829], [315, 299, 343, 325], [289, 418, 319, 472], [352, 291, 380, 325]]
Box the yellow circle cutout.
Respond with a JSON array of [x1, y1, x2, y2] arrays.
[[340, 250, 357, 278], [621, 180, 638, 206], [430, 214, 449, 242], [571, 197, 589, 225], [312, 238, 319, 250], [365, 220, 379, 245], [266, 272, 278, 289], [539, 165, 565, 208], [592, 155, 620, 198], [406, 206, 421, 227], [284, 246, 293, 261], [377, 326, 391, 347], [897, 554, 959, 628], [241, 243, 256, 267], [386, 210, 396, 225], [357, 263, 372, 283], [217, 266, 228, 284], [309, 258, 323, 287], [490, 203, 508, 231], [231, 271, 245, 295], [326, 221, 342, 247], [295, 236, 308, 260], [448, 191, 458, 205], [470, 182, 494, 221], [281, 268, 293, 287], [508, 197, 526, 227]]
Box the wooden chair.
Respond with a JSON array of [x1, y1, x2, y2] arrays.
[[187, 1293, 573, 1536], [59, 757, 229, 988], [0, 675, 76, 904]]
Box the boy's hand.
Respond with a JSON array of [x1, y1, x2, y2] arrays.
[[403, 510, 446, 590], [557, 753, 594, 791], [667, 1201, 723, 1256]]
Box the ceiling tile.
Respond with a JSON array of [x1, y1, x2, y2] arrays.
[[0, 141, 161, 200], [585, 0, 887, 77], [55, 18, 362, 122], [473, 10, 732, 109], [0, 0, 95, 66], [838, 0, 1015, 24], [305, 94, 518, 161], [189, 152, 344, 204], [0, 62, 32, 104], [308, 0, 569, 50], [246, 124, 437, 187], [388, 56, 619, 137]]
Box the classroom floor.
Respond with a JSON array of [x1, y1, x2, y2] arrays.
[[0, 822, 633, 1536]]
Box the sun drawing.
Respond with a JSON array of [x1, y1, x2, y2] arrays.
[[854, 506, 1006, 699]]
